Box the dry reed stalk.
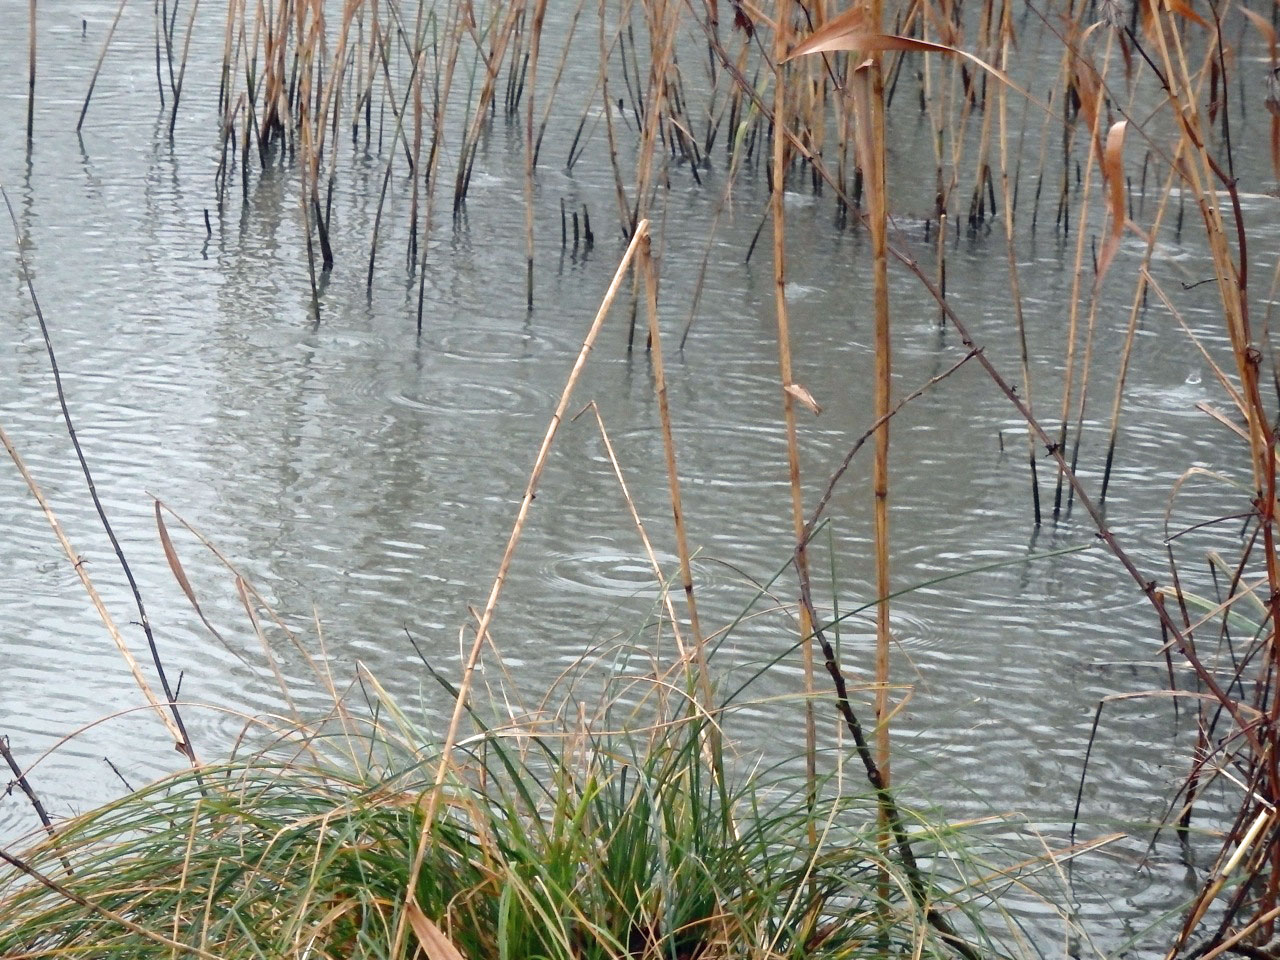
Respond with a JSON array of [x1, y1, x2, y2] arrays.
[[453, 1, 525, 207], [409, 46, 424, 264], [584, 403, 691, 661], [631, 0, 681, 230], [218, 0, 239, 112], [393, 223, 651, 960], [1064, 44, 1125, 513], [168, 0, 202, 136], [154, 0, 166, 106], [524, 0, 549, 308], [769, 0, 818, 832], [532, 0, 587, 164], [0, 736, 68, 873], [414, 4, 471, 330], [0, 423, 186, 754], [966, 0, 998, 226], [295, 15, 323, 313], [994, 0, 1039, 523], [2, 181, 198, 765], [598, 0, 634, 233], [1051, 48, 1105, 519], [854, 0, 895, 781], [639, 233, 711, 708], [77, 0, 129, 133], [1099, 154, 1183, 504], [26, 0, 36, 142]]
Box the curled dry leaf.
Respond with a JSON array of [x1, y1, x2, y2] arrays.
[[782, 4, 1028, 103], [1098, 119, 1128, 281], [406, 901, 467, 960], [785, 382, 823, 416]]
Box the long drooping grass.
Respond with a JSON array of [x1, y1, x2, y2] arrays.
[[12, 0, 1280, 954]]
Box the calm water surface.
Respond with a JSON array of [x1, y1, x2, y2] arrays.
[[1, 2, 1277, 951]]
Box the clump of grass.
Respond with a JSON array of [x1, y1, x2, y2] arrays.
[[0, 652, 1012, 960]]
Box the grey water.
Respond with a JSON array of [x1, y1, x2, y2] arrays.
[[1, 1, 1276, 951]]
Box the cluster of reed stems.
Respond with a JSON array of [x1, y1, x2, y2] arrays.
[[10, 0, 1280, 953]]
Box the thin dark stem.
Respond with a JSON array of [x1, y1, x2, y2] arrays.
[[0, 736, 70, 875], [0, 184, 196, 765]]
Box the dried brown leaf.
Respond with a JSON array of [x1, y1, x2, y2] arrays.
[[155, 501, 229, 649], [784, 13, 1016, 86], [1097, 120, 1128, 280], [406, 901, 467, 960], [785, 382, 823, 415]]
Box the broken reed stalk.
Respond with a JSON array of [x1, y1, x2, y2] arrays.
[[995, 0, 1040, 524], [584, 403, 692, 661], [27, 0, 36, 142], [392, 222, 651, 960], [524, 0, 549, 309], [770, 0, 819, 840], [638, 232, 712, 710], [77, 0, 129, 133]]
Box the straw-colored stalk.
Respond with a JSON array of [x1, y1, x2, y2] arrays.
[[524, 0, 549, 308], [770, 0, 818, 824], [632, 0, 681, 229], [1100, 146, 1185, 504], [850, 0, 894, 780], [639, 232, 711, 709], [393, 222, 651, 959], [584, 402, 691, 662], [1051, 53, 1104, 519], [0, 424, 186, 755], [994, 0, 1039, 523], [77, 0, 129, 132]]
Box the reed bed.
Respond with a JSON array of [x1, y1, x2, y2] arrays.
[[8, 0, 1280, 954]]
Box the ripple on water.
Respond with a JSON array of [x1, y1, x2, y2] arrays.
[[808, 604, 948, 651], [435, 325, 578, 362], [386, 376, 550, 417]]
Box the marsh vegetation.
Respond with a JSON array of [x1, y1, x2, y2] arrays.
[[1, 0, 1279, 955]]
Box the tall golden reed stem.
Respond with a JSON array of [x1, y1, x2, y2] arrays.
[[771, 0, 819, 824], [853, 0, 894, 780], [392, 224, 652, 959], [639, 232, 712, 709]]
